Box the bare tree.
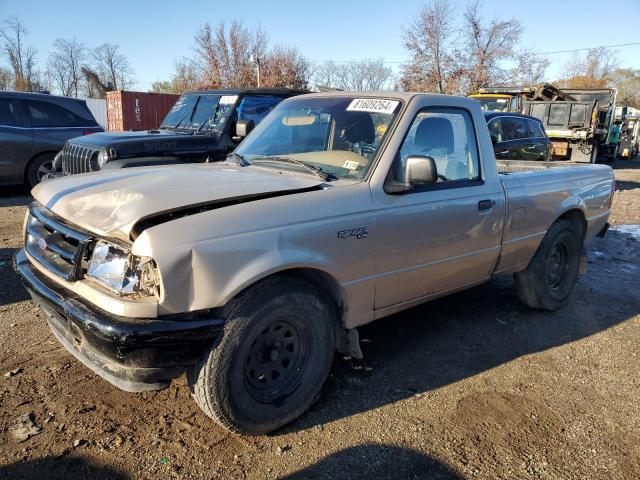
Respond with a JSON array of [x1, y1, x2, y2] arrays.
[[313, 59, 394, 91], [400, 0, 464, 94], [194, 20, 268, 89], [557, 47, 619, 89], [0, 66, 11, 90], [312, 61, 341, 90], [462, 1, 523, 92], [91, 43, 134, 93], [337, 59, 394, 91], [509, 51, 550, 85], [611, 68, 640, 108], [173, 59, 200, 92], [48, 38, 86, 97], [260, 45, 309, 89], [150, 58, 200, 94], [0, 17, 38, 91]]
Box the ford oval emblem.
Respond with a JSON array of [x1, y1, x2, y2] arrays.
[[37, 238, 47, 250]]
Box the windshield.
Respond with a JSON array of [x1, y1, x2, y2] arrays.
[[473, 96, 512, 112], [160, 93, 237, 132], [235, 96, 401, 180]]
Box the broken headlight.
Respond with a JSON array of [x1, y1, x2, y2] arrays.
[[87, 241, 159, 297]]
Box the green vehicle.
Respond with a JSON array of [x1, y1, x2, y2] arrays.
[[619, 116, 639, 159]]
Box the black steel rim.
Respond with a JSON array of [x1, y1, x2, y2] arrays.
[[244, 318, 309, 404], [546, 240, 569, 291]]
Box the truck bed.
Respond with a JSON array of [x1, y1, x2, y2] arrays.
[[494, 160, 613, 276], [496, 159, 593, 174]]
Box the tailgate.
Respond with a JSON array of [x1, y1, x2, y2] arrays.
[[524, 100, 595, 138]]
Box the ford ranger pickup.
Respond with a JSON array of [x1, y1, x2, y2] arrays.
[[14, 92, 614, 435]]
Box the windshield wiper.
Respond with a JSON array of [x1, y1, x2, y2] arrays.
[[251, 156, 335, 181], [195, 119, 220, 136], [172, 111, 192, 131], [226, 152, 250, 166]]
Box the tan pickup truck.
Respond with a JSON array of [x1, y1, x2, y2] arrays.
[[14, 92, 614, 435]]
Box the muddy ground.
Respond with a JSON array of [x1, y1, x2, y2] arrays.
[[0, 159, 639, 480]]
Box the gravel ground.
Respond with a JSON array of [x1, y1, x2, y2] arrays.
[[0, 158, 639, 480]]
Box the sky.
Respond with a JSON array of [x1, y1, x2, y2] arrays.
[[1, 0, 639, 91]]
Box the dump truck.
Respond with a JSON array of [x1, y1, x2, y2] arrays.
[[523, 88, 618, 163]]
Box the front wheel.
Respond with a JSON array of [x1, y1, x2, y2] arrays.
[[515, 219, 581, 310], [189, 276, 336, 435], [26, 152, 56, 188]]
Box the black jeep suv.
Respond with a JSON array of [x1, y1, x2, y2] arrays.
[[0, 91, 103, 187], [55, 88, 306, 175]]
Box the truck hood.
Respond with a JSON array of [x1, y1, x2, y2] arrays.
[[32, 163, 324, 242], [70, 129, 219, 157]]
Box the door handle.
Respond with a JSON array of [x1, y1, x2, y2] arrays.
[[478, 199, 494, 211], [526, 145, 537, 150], [497, 150, 509, 156]]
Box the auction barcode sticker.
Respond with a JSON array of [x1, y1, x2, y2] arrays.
[[220, 95, 239, 105], [347, 98, 399, 114]]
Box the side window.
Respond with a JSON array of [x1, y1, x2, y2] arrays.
[[24, 100, 84, 127], [237, 95, 284, 124], [0, 98, 20, 127], [487, 118, 502, 143], [526, 119, 544, 138], [513, 118, 528, 139], [397, 108, 480, 183], [501, 118, 527, 141]]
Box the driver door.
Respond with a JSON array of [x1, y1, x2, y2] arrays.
[[372, 107, 504, 311]]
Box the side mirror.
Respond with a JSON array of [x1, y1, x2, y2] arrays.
[[386, 155, 438, 193], [233, 119, 255, 141], [405, 155, 437, 184]]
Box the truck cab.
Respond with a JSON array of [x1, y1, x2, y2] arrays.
[[53, 88, 306, 175], [468, 87, 536, 113]]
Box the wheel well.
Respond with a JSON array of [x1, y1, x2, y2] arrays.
[[558, 209, 587, 243], [276, 268, 344, 318], [23, 150, 58, 184]]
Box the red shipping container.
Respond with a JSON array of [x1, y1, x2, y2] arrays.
[[106, 91, 181, 131]]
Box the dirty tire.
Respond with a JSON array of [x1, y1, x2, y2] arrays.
[[515, 219, 581, 311], [189, 276, 336, 435], [26, 152, 55, 188]]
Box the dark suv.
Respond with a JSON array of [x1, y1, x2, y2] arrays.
[[0, 91, 103, 187], [55, 88, 306, 175], [485, 112, 551, 161]]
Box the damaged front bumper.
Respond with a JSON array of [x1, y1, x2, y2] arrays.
[[13, 249, 224, 392]]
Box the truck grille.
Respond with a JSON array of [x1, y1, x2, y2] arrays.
[[60, 143, 100, 175], [25, 203, 92, 281]]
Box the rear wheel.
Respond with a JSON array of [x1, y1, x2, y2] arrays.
[[26, 152, 56, 188], [515, 219, 581, 310], [189, 276, 336, 435]]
